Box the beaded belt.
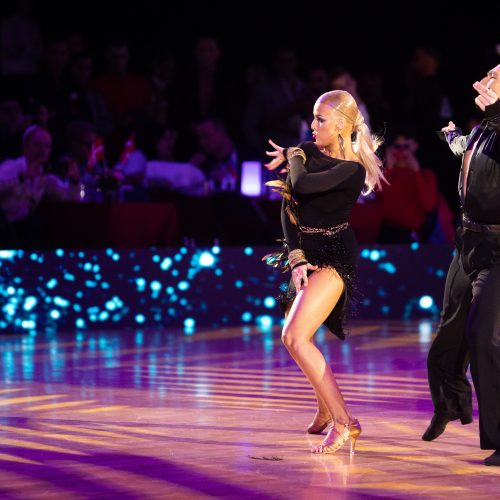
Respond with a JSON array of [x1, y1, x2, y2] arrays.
[[462, 215, 500, 235], [299, 222, 349, 236]]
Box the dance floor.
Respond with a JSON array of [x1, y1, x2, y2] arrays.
[[0, 320, 498, 499]]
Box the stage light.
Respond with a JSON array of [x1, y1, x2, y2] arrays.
[[241, 312, 252, 322], [105, 300, 116, 310], [419, 295, 434, 309], [150, 281, 162, 291], [23, 296, 37, 311], [54, 297, 69, 307], [264, 296, 276, 308], [199, 251, 215, 267], [257, 315, 272, 329], [160, 257, 173, 270], [184, 318, 195, 328], [46, 278, 58, 289], [378, 262, 396, 274]]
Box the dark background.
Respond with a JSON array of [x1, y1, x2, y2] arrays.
[[3, 1, 498, 96]]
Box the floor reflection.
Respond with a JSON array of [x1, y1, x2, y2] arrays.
[[0, 320, 496, 498]]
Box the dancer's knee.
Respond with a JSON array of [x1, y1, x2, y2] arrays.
[[281, 324, 305, 352]]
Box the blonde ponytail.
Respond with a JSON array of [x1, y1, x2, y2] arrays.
[[353, 119, 385, 194], [317, 90, 386, 194]]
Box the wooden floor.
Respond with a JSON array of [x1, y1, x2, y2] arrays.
[[0, 320, 498, 499]]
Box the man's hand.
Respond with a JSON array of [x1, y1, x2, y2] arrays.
[[473, 80, 499, 111], [441, 121, 456, 133]]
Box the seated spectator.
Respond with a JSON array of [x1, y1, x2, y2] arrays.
[[379, 133, 439, 243], [191, 117, 239, 192], [117, 125, 206, 196], [0, 125, 80, 247]]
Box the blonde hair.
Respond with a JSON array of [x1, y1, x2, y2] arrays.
[[317, 90, 385, 194]]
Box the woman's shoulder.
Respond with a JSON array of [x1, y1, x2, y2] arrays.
[[333, 158, 364, 173], [297, 141, 320, 156]]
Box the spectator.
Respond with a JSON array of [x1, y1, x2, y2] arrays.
[[191, 117, 239, 192], [91, 41, 151, 125], [0, 126, 80, 247], [380, 133, 439, 242]]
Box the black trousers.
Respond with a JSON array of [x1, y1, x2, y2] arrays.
[[427, 243, 500, 449]]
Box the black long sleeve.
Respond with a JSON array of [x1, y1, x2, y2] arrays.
[[289, 154, 361, 194], [280, 188, 300, 250]]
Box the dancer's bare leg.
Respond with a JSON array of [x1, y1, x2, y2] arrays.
[[282, 268, 356, 450], [285, 302, 331, 432]]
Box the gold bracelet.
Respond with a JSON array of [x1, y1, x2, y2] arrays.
[[286, 147, 306, 164], [288, 248, 307, 268]]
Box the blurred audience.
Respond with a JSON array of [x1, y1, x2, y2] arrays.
[[191, 117, 238, 193], [91, 41, 151, 127], [0, 125, 80, 247], [57, 53, 113, 136], [244, 48, 305, 158], [117, 125, 206, 196], [379, 133, 440, 243], [0, 14, 487, 247]]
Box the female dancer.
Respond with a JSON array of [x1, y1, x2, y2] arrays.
[[264, 90, 384, 453]]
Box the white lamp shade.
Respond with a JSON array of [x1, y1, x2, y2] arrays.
[[240, 161, 262, 197]]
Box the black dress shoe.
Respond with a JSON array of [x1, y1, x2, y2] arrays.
[[422, 412, 473, 442], [484, 450, 500, 466]]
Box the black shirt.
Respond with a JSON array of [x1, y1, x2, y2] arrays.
[[441, 101, 500, 224], [281, 141, 366, 250]]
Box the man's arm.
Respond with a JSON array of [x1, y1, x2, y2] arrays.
[[436, 121, 469, 158]]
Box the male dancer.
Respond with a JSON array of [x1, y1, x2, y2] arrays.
[[423, 64, 500, 466]]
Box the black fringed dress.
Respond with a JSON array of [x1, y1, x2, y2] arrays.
[[268, 141, 366, 340]]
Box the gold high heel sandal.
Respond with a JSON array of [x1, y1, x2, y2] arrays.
[[311, 419, 361, 454]]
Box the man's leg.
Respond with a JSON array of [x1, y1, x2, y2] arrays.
[[466, 265, 500, 464], [423, 252, 473, 441]]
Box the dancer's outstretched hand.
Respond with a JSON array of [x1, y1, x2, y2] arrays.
[[292, 262, 318, 291], [264, 139, 286, 170]]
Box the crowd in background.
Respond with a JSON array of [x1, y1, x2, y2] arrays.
[[0, 1, 498, 248]]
